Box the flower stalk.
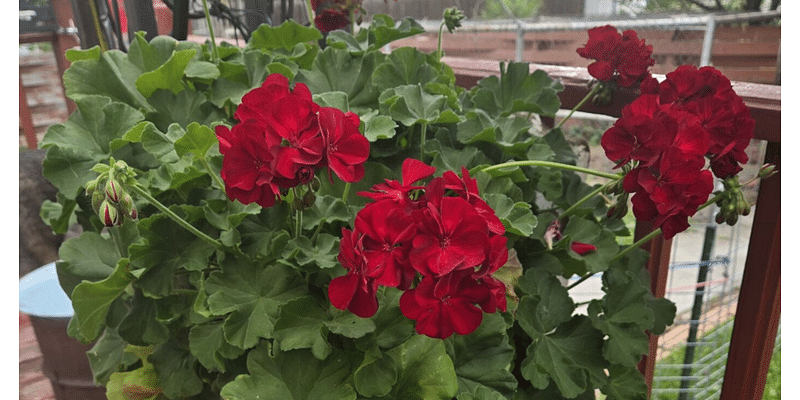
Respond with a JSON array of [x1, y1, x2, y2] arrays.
[[554, 83, 602, 131], [127, 184, 226, 252], [201, 0, 220, 63], [480, 160, 622, 180]]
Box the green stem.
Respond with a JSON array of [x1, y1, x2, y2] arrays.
[[560, 180, 617, 218], [305, 0, 315, 27], [554, 83, 602, 131], [128, 184, 225, 251], [341, 182, 352, 204], [480, 160, 621, 180], [437, 21, 446, 60], [201, 0, 219, 63], [420, 123, 428, 162], [310, 219, 325, 244], [295, 208, 304, 239], [201, 158, 226, 191], [109, 226, 128, 258], [569, 184, 729, 291]]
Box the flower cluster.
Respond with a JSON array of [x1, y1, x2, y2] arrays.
[[85, 159, 138, 227], [602, 65, 755, 239], [215, 73, 370, 208], [329, 158, 509, 339], [577, 25, 655, 88], [311, 0, 365, 33]]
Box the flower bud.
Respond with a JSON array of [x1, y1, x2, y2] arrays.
[[758, 163, 777, 179], [292, 196, 305, 211], [105, 180, 122, 203], [303, 190, 316, 208], [100, 200, 120, 226], [443, 7, 466, 33], [715, 212, 726, 224], [726, 213, 738, 227], [92, 189, 105, 215], [85, 179, 98, 195], [119, 193, 136, 220]]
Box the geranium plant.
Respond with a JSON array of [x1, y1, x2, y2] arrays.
[[38, 6, 771, 399]]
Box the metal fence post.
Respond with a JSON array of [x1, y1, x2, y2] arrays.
[[700, 15, 716, 67]]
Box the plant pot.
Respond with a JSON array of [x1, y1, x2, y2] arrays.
[[19, 262, 107, 400]]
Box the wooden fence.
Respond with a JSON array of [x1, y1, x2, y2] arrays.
[[397, 24, 780, 84]]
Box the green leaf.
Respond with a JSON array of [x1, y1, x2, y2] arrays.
[[127, 213, 215, 298], [445, 313, 517, 397], [71, 259, 135, 342], [126, 32, 178, 72], [465, 61, 563, 118], [313, 91, 350, 111], [301, 195, 353, 230], [372, 47, 439, 92], [117, 294, 170, 346], [206, 262, 308, 349], [247, 20, 323, 51], [87, 328, 137, 386], [517, 269, 575, 335], [282, 234, 341, 271], [220, 343, 356, 400], [295, 47, 382, 111], [66, 46, 101, 62], [324, 310, 377, 339], [520, 316, 608, 398], [456, 109, 535, 158], [39, 196, 77, 234], [361, 108, 399, 141], [482, 193, 537, 237], [327, 14, 425, 54], [423, 139, 490, 173], [135, 49, 196, 97], [560, 217, 620, 276], [174, 122, 218, 160], [354, 352, 398, 397], [379, 84, 461, 127], [56, 232, 121, 297], [189, 320, 246, 372], [40, 96, 145, 196], [387, 335, 459, 400], [273, 296, 332, 360], [62, 50, 152, 111], [185, 60, 221, 81], [145, 88, 227, 132], [601, 364, 648, 400], [150, 340, 204, 398]]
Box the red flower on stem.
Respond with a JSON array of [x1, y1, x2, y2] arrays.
[[577, 25, 654, 87], [318, 107, 370, 183], [328, 228, 379, 318]]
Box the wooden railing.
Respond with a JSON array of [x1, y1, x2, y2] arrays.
[[446, 56, 781, 399]]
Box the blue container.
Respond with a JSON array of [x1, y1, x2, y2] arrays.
[[19, 262, 107, 400]]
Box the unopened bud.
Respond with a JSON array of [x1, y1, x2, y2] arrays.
[[100, 200, 120, 227], [292, 196, 304, 211], [309, 176, 321, 192], [92, 189, 105, 215], [303, 190, 316, 208], [85, 179, 98, 195], [105, 180, 122, 203], [119, 193, 136, 219], [715, 212, 726, 224], [758, 163, 777, 179], [443, 7, 466, 33], [726, 213, 738, 226]]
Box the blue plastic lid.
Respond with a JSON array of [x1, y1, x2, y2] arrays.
[[19, 262, 74, 318]]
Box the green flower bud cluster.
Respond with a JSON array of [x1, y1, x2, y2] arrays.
[[604, 168, 630, 219], [291, 176, 321, 212], [443, 7, 466, 34], [86, 159, 138, 227], [714, 176, 750, 226]]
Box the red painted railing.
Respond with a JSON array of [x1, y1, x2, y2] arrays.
[[447, 56, 781, 399]]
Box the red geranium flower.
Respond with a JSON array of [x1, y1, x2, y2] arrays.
[[235, 74, 317, 125], [215, 120, 280, 208], [409, 179, 490, 277], [577, 25, 654, 87], [399, 270, 490, 339], [354, 199, 418, 290], [358, 158, 436, 207], [318, 107, 370, 183], [328, 228, 379, 318], [263, 95, 325, 188]]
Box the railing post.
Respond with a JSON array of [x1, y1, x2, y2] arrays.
[[634, 221, 673, 397], [719, 141, 781, 400], [700, 15, 716, 67]]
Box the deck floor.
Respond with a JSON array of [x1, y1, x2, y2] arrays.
[[19, 313, 56, 400]]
